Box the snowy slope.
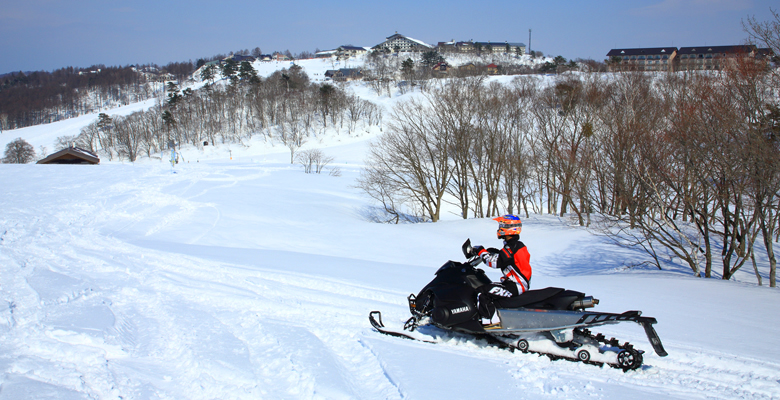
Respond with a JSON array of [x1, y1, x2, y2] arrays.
[[2, 144, 780, 399], [1, 61, 779, 399]]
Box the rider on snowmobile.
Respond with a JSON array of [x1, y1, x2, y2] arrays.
[[473, 215, 532, 326]]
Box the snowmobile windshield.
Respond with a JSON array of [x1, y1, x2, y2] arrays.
[[435, 261, 464, 275]]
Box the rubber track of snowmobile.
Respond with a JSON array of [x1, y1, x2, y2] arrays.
[[368, 311, 643, 371], [505, 328, 644, 371]]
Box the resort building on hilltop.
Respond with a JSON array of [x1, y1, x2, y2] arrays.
[[606, 47, 678, 72], [372, 33, 433, 53], [607, 45, 773, 72], [676, 45, 757, 70]]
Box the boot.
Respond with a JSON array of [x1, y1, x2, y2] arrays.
[[477, 293, 501, 327]]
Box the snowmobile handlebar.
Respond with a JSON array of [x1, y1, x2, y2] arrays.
[[462, 239, 484, 267]]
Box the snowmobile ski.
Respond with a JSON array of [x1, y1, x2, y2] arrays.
[[369, 311, 436, 343]]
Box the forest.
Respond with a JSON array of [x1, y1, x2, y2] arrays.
[[0, 61, 195, 130], [64, 63, 381, 166]]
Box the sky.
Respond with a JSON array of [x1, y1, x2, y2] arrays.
[[0, 0, 777, 74]]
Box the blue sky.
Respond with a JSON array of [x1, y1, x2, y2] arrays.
[[0, 0, 776, 74]]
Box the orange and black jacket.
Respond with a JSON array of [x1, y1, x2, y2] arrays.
[[478, 237, 532, 293]]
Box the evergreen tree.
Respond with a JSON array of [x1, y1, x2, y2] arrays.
[[162, 110, 176, 131], [166, 82, 182, 107], [401, 58, 414, 78], [201, 64, 217, 86], [421, 51, 444, 68], [97, 113, 113, 134], [221, 58, 238, 84], [539, 61, 557, 73], [238, 61, 260, 84]]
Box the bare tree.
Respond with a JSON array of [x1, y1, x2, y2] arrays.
[[2, 138, 36, 163], [358, 98, 453, 222], [532, 75, 593, 217], [113, 112, 144, 162], [363, 53, 398, 97], [724, 53, 780, 286], [296, 149, 334, 174], [743, 8, 780, 55], [356, 165, 413, 224], [278, 102, 307, 164], [434, 77, 485, 219]]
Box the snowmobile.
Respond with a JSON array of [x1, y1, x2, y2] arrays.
[[369, 239, 668, 371]]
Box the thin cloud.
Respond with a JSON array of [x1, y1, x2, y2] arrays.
[[631, 0, 753, 16]]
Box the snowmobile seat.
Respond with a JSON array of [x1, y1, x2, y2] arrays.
[[495, 287, 566, 309]]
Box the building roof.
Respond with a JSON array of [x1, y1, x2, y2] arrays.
[[607, 47, 678, 57], [324, 68, 363, 78], [382, 33, 432, 48], [474, 41, 526, 48], [339, 68, 363, 77], [37, 147, 100, 165], [677, 45, 756, 55], [338, 45, 366, 51], [757, 47, 776, 58], [229, 54, 256, 61]]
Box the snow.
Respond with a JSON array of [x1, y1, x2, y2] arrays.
[[1, 60, 780, 399], [405, 36, 433, 48]]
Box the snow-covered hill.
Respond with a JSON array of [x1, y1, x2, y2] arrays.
[[1, 58, 779, 399]]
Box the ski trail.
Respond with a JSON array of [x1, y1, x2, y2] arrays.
[[0, 220, 411, 398], [357, 338, 407, 400]]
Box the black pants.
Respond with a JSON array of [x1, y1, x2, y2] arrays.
[[477, 281, 519, 319]]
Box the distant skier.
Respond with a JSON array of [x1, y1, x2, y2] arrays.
[[472, 215, 532, 327]]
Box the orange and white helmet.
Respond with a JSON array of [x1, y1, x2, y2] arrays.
[[494, 214, 522, 238]]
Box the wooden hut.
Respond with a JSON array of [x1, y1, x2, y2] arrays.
[[37, 147, 100, 165]]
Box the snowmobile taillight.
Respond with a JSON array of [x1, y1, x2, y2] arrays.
[[571, 296, 599, 310]]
